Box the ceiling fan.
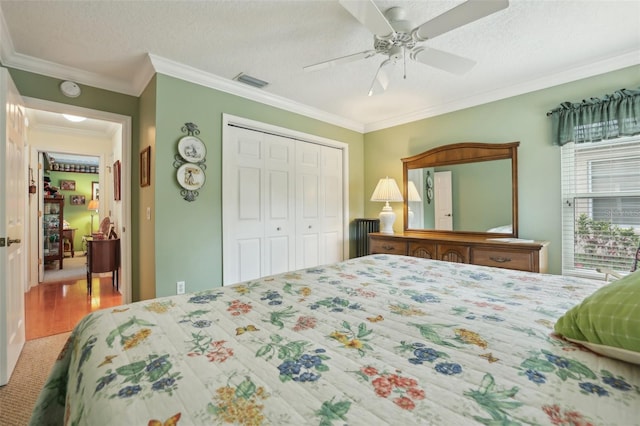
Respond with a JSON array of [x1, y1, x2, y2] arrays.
[[304, 0, 509, 96]]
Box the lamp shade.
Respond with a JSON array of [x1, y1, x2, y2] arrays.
[[87, 200, 99, 211], [370, 177, 403, 202], [407, 181, 422, 202]]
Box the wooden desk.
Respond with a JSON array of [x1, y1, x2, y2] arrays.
[[86, 238, 120, 295], [62, 228, 76, 257]]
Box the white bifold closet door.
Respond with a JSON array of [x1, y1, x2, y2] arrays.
[[223, 125, 343, 286]]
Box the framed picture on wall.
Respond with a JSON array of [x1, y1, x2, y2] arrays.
[[60, 180, 76, 191], [92, 181, 99, 200], [113, 160, 121, 201], [140, 146, 151, 187], [70, 194, 85, 205]]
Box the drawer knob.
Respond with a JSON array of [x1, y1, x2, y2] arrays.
[[382, 245, 395, 251], [490, 256, 511, 263]]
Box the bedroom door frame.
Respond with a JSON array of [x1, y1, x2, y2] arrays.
[[23, 97, 132, 304]]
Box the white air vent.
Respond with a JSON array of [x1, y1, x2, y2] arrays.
[[233, 73, 269, 89]]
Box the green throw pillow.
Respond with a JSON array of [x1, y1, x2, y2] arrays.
[[554, 269, 640, 365]]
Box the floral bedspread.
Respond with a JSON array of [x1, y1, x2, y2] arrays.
[[30, 255, 640, 425]]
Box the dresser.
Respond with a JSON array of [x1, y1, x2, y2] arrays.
[[369, 232, 549, 273]]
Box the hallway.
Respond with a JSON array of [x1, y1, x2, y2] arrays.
[[25, 276, 122, 340]]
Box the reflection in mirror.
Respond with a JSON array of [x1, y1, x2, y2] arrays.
[[402, 142, 519, 237], [408, 161, 512, 232]]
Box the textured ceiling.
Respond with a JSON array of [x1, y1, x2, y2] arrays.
[[1, 0, 639, 132]]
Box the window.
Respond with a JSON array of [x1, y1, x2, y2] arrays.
[[561, 136, 640, 278]]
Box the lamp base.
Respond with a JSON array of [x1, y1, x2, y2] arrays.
[[379, 204, 396, 234]]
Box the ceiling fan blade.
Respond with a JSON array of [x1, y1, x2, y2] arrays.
[[368, 59, 394, 96], [410, 47, 476, 75], [339, 0, 395, 39], [413, 0, 509, 41], [304, 50, 377, 72]]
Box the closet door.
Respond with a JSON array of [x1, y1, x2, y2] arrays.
[[223, 121, 345, 285], [321, 146, 343, 265], [295, 143, 344, 268], [224, 127, 263, 284], [295, 143, 322, 268], [223, 127, 295, 285], [263, 134, 295, 276]]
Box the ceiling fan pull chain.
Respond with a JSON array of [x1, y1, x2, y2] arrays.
[[403, 47, 407, 79]]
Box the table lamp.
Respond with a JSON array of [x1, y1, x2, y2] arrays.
[[87, 199, 99, 233], [370, 176, 403, 234]]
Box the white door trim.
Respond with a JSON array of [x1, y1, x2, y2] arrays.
[[23, 97, 132, 304], [222, 113, 350, 279]]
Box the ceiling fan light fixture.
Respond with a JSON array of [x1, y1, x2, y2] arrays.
[[307, 0, 508, 95], [233, 73, 269, 89]]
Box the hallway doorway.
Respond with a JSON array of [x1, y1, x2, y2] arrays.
[[23, 99, 132, 338]]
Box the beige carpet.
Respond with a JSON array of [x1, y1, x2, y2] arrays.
[[0, 332, 71, 426], [43, 254, 85, 283]]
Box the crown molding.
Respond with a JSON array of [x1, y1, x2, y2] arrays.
[[364, 49, 640, 133], [148, 54, 364, 133], [2, 50, 141, 96]]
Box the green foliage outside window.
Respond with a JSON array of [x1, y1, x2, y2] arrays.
[[574, 213, 640, 271]]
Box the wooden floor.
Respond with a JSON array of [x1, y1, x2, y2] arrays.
[[25, 276, 122, 340]]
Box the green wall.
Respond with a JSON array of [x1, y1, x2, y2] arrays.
[[364, 65, 640, 274], [46, 170, 98, 248], [10, 62, 639, 294], [137, 76, 157, 302], [151, 74, 364, 298]]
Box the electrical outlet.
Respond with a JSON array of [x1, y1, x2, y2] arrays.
[[176, 281, 186, 295]]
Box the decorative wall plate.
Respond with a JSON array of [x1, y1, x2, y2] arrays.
[[177, 163, 206, 191], [178, 136, 206, 163]]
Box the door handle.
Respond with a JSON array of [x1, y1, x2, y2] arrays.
[[445, 214, 452, 217], [8, 238, 21, 246]]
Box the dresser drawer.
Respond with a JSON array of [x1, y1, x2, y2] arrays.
[[369, 237, 407, 255], [472, 248, 534, 272]]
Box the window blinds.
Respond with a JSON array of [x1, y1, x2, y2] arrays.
[[561, 137, 640, 278]]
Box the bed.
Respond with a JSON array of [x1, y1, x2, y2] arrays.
[[30, 254, 640, 425]]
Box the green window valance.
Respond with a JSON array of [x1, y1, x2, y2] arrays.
[[548, 88, 640, 146]]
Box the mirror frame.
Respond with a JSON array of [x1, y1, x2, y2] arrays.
[[402, 141, 520, 238]]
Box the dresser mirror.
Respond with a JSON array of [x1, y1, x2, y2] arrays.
[[402, 142, 519, 237]]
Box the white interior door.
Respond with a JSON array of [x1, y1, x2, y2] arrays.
[[296, 142, 321, 268], [264, 134, 295, 276], [434, 170, 453, 231], [223, 115, 347, 284], [223, 126, 265, 284], [320, 145, 343, 265], [1, 67, 26, 386]]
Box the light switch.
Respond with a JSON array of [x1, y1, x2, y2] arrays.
[[146, 207, 151, 220]]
